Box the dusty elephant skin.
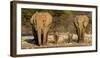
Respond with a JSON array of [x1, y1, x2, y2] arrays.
[[30, 12, 53, 46], [74, 15, 89, 43]]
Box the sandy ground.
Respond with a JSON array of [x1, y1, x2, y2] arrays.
[[21, 34, 92, 49]]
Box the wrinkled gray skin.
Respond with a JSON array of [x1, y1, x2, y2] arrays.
[[30, 12, 53, 45], [74, 15, 89, 43]]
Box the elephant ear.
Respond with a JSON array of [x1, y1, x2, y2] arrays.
[[74, 16, 79, 28], [30, 12, 38, 30], [30, 14, 35, 24], [30, 17, 33, 25], [83, 16, 89, 28], [83, 21, 88, 28], [33, 12, 38, 24]]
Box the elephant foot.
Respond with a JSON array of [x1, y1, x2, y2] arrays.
[[43, 42, 47, 45], [37, 44, 41, 46], [38, 42, 42, 46], [79, 40, 84, 43]]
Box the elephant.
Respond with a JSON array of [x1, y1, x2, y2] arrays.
[[30, 12, 53, 45], [74, 15, 89, 43]]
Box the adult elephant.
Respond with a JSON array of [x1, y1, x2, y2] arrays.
[[74, 15, 89, 43], [30, 12, 53, 45]]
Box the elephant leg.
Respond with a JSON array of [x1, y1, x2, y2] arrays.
[[79, 33, 83, 43], [77, 28, 81, 43], [37, 29, 42, 46], [77, 28, 83, 43], [43, 29, 47, 45], [81, 33, 84, 43], [43, 33, 46, 45], [31, 24, 39, 45], [79, 28, 85, 43], [80, 31, 83, 43], [81, 28, 85, 43]]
